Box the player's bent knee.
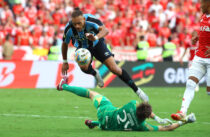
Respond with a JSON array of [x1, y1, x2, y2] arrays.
[[186, 79, 197, 89], [89, 91, 100, 100]]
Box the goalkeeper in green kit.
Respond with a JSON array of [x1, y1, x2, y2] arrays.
[[57, 77, 196, 131]]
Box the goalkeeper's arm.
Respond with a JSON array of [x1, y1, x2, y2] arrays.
[[150, 112, 172, 125]]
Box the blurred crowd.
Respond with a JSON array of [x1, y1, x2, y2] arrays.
[[0, 0, 201, 51]]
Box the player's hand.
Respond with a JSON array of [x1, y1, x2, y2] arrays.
[[179, 59, 183, 66], [158, 118, 173, 125], [191, 35, 198, 45], [85, 33, 98, 41], [154, 116, 173, 125], [205, 46, 210, 57], [62, 63, 69, 75]]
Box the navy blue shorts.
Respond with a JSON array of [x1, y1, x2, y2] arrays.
[[88, 39, 113, 63]]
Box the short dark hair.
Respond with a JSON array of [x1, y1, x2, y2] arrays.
[[136, 102, 152, 121], [72, 8, 83, 18], [140, 35, 144, 40]]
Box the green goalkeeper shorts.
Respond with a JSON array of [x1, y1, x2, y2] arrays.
[[93, 94, 112, 109]]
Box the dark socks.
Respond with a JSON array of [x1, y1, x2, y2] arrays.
[[118, 69, 138, 92], [82, 65, 96, 76]]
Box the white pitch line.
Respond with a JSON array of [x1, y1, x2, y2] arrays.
[[0, 113, 93, 119], [1, 113, 210, 125]]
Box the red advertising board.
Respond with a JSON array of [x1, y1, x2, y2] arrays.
[[0, 61, 95, 88]]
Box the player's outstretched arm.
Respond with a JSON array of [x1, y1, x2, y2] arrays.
[[205, 46, 210, 57], [191, 31, 198, 45], [96, 25, 109, 39], [85, 25, 109, 41], [158, 113, 196, 131], [158, 123, 181, 131], [150, 112, 172, 125], [180, 48, 187, 66], [61, 42, 69, 75]]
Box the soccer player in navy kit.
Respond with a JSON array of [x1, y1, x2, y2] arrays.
[[61, 8, 148, 101]]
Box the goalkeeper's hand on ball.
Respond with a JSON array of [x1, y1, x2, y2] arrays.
[[154, 116, 173, 125]]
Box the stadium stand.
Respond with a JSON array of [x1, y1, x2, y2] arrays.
[[0, 0, 201, 61]]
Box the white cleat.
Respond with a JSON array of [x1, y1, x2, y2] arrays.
[[136, 88, 149, 102], [185, 113, 196, 123], [95, 69, 104, 88]]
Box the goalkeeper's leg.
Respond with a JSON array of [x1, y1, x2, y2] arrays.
[[61, 83, 100, 101], [85, 120, 99, 129]]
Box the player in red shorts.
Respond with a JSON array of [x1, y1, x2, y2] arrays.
[[171, 0, 210, 121]]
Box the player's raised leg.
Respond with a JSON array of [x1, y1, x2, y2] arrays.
[[57, 77, 107, 129], [104, 56, 149, 102], [78, 60, 104, 88], [57, 76, 102, 100]]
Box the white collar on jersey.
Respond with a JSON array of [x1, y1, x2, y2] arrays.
[[206, 14, 210, 18]]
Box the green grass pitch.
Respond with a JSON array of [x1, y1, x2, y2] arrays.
[[0, 87, 209, 137]]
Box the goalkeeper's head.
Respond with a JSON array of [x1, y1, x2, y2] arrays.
[[136, 102, 152, 121]]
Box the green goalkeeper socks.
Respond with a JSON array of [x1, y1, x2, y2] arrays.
[[91, 121, 99, 126], [62, 84, 90, 98]]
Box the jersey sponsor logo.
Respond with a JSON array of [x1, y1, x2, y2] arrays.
[[200, 26, 210, 32]]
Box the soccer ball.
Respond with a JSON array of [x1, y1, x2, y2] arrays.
[[74, 48, 91, 65]]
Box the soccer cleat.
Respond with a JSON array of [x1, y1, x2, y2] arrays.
[[95, 69, 104, 88], [171, 111, 185, 121], [136, 88, 149, 102], [57, 76, 68, 91], [184, 113, 196, 123], [85, 120, 96, 129]]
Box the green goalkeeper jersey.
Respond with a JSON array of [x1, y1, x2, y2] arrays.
[[96, 99, 158, 131]]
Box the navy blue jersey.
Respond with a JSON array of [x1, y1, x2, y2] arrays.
[[63, 14, 104, 48]]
